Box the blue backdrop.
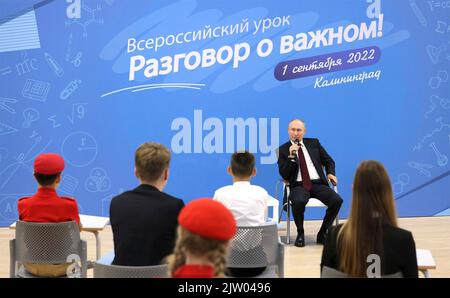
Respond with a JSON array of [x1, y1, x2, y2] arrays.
[[0, 0, 449, 226]]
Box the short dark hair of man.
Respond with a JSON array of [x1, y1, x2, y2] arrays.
[[135, 142, 171, 182], [34, 173, 60, 186], [230, 151, 255, 178]]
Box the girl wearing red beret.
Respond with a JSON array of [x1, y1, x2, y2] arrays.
[[168, 198, 237, 278]]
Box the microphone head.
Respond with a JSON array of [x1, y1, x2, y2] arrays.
[[294, 139, 300, 145]]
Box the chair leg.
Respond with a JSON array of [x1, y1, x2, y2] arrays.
[[333, 185, 340, 226], [286, 187, 291, 245], [277, 242, 285, 278], [278, 204, 285, 223], [9, 239, 16, 278], [80, 240, 88, 278]]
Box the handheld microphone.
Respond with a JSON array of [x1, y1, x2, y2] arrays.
[[292, 139, 300, 156]]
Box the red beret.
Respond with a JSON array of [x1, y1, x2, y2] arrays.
[[34, 153, 65, 175], [178, 198, 237, 241]]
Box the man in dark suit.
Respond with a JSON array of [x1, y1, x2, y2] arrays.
[[110, 142, 184, 266], [278, 119, 342, 248]]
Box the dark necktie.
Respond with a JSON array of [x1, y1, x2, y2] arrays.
[[297, 144, 312, 191]]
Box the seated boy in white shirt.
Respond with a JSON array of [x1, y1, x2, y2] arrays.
[[214, 151, 269, 225], [213, 151, 270, 277]]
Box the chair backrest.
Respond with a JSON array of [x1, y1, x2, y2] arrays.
[[321, 266, 403, 278], [227, 223, 283, 276], [93, 263, 169, 278], [14, 220, 81, 263]]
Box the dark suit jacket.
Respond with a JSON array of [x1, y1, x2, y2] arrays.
[[321, 224, 418, 277], [110, 184, 184, 266], [277, 138, 335, 186]]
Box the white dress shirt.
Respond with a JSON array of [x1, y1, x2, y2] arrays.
[[213, 181, 269, 226], [290, 139, 321, 181]]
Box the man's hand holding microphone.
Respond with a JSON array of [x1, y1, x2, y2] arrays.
[[288, 139, 300, 159]]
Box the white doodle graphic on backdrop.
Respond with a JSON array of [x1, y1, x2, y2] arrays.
[[66, 33, 73, 62], [0, 137, 52, 189], [424, 95, 450, 118], [429, 142, 448, 166], [60, 174, 79, 195], [60, 79, 82, 100], [68, 103, 87, 124], [409, 0, 427, 27], [16, 51, 38, 76], [428, 0, 450, 11], [0, 122, 18, 136], [29, 130, 39, 139], [0, 97, 17, 114], [0, 195, 27, 221], [393, 173, 410, 195], [66, 1, 104, 37], [48, 115, 62, 128], [407, 161, 433, 177], [101, 188, 123, 217], [85, 168, 111, 192], [71, 51, 82, 67], [21, 79, 50, 102], [0, 148, 8, 163], [22, 108, 40, 128], [0, 66, 12, 76], [414, 117, 450, 150], [435, 20, 450, 33], [61, 131, 98, 167], [44, 52, 64, 77], [429, 70, 448, 89], [425, 43, 449, 64]]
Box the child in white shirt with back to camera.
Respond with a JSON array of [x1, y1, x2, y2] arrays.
[[214, 151, 270, 277]]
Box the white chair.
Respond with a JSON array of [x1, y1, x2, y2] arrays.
[[276, 180, 340, 245], [93, 262, 169, 278], [10, 221, 87, 278], [93, 251, 169, 278], [227, 224, 284, 278], [266, 195, 279, 224]]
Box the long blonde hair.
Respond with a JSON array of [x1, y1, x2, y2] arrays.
[[168, 226, 229, 277], [337, 160, 398, 277]]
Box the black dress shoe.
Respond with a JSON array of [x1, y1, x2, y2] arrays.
[[295, 234, 305, 247], [316, 233, 327, 245]]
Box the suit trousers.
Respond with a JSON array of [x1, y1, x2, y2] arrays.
[[289, 181, 343, 236]]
